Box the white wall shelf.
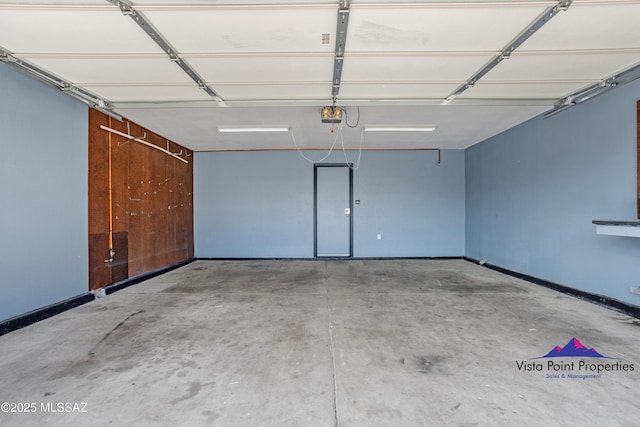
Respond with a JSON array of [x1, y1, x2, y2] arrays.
[[593, 220, 640, 238]]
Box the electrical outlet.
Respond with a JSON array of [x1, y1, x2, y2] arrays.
[[630, 286, 640, 295], [377, 234, 382, 240]]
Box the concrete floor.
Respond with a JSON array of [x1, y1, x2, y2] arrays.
[[0, 259, 639, 426]]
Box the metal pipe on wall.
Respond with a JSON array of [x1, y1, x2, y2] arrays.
[[105, 117, 115, 264], [99, 125, 189, 164]]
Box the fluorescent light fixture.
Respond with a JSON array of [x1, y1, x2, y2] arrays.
[[217, 127, 289, 133], [364, 127, 436, 132]]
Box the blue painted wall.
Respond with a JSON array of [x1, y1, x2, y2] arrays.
[[0, 64, 88, 322], [6, 51, 637, 320], [194, 149, 465, 258], [466, 79, 640, 307]]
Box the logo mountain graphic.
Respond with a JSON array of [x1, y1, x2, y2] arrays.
[[537, 337, 609, 358]]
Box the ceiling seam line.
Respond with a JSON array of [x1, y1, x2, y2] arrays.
[[112, 99, 557, 110], [135, 4, 339, 11], [351, 2, 559, 9], [13, 48, 640, 59], [106, 0, 223, 102]]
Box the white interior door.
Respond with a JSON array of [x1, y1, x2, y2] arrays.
[[315, 165, 352, 257]]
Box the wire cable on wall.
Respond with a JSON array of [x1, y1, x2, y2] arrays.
[[340, 129, 364, 170], [344, 106, 360, 128], [291, 125, 365, 169], [290, 128, 340, 163]]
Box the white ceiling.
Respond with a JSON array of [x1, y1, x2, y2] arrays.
[[1, 0, 639, 151]]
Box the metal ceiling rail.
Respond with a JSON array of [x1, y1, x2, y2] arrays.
[[544, 62, 640, 118], [107, 0, 223, 102], [332, 0, 351, 104], [0, 45, 122, 120], [443, 0, 573, 104]]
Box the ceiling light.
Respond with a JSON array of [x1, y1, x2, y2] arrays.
[[364, 127, 436, 132], [217, 127, 289, 133]]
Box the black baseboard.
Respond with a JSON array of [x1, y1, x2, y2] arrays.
[[0, 258, 197, 336], [197, 256, 463, 261], [0, 293, 95, 337], [105, 258, 196, 295], [11, 256, 632, 336], [463, 257, 640, 319]]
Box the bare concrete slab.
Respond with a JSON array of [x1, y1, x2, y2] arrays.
[[0, 260, 638, 426]]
